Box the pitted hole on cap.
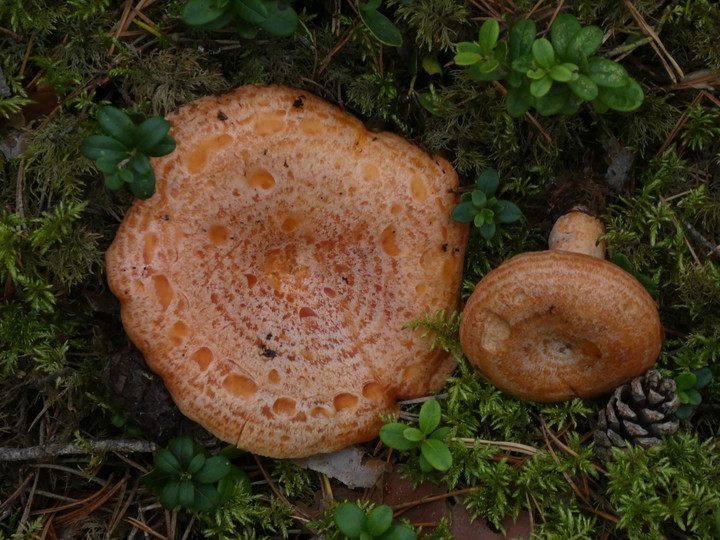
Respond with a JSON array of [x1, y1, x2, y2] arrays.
[[245, 167, 275, 189], [168, 321, 189, 346], [479, 310, 511, 355], [208, 225, 230, 245], [273, 397, 296, 416], [362, 382, 385, 401], [223, 374, 258, 398], [190, 347, 213, 371], [334, 393, 359, 411], [152, 275, 173, 311]]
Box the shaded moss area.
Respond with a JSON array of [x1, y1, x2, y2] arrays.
[[1, 0, 719, 538]]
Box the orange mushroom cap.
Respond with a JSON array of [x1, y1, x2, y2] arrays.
[[459, 212, 663, 402], [105, 85, 468, 457]]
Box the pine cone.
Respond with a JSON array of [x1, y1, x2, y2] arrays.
[[594, 370, 680, 461]]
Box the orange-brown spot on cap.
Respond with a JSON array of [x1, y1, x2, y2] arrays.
[[299, 307, 317, 318], [168, 320, 189, 346], [223, 374, 258, 398], [208, 225, 230, 245], [255, 110, 286, 135], [362, 382, 385, 401], [311, 406, 334, 419], [245, 167, 276, 189], [152, 275, 173, 311], [143, 232, 158, 265], [186, 133, 233, 174], [410, 175, 428, 202], [273, 397, 296, 416], [268, 369, 281, 384], [380, 226, 400, 256], [334, 393, 359, 411], [190, 347, 214, 371], [300, 117, 324, 135]]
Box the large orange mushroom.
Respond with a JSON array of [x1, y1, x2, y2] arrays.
[[106, 85, 468, 458], [459, 210, 663, 402]]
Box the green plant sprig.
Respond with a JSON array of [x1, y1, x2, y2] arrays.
[[674, 367, 713, 419], [451, 168, 522, 239], [333, 502, 417, 540], [380, 399, 452, 473], [181, 0, 298, 38], [454, 15, 644, 117], [141, 435, 251, 513], [81, 106, 175, 199]]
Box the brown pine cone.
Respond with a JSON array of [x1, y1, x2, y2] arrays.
[[594, 369, 680, 461]]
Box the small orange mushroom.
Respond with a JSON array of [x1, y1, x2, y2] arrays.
[[459, 211, 663, 402], [105, 85, 468, 457]]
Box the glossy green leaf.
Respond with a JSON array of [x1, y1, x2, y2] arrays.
[[335, 502, 367, 539], [476, 168, 499, 195], [535, 84, 571, 116], [378, 525, 418, 540], [467, 63, 503, 81], [414, 92, 452, 116], [95, 157, 122, 174], [506, 86, 532, 117], [495, 200, 522, 223], [596, 79, 644, 111], [97, 106, 136, 147], [195, 456, 231, 483], [526, 67, 547, 80], [367, 505, 393, 536], [511, 53, 534, 74], [258, 1, 298, 36], [233, 0, 268, 24], [421, 56, 442, 75], [145, 134, 176, 157], [359, 4, 402, 47], [454, 51, 484, 66], [451, 201, 480, 224], [103, 171, 124, 190], [182, 0, 230, 26], [674, 403, 694, 419], [479, 221, 497, 239], [530, 75, 552, 98], [195, 5, 235, 30], [567, 25, 603, 59], [178, 479, 195, 508], [168, 435, 195, 469], [420, 439, 452, 471], [418, 453, 433, 473], [550, 13, 581, 59], [587, 57, 628, 88], [236, 18, 259, 38], [568, 74, 598, 101], [509, 19, 536, 58], [118, 168, 134, 184], [160, 480, 180, 509], [403, 427, 424, 442], [473, 213, 485, 228], [81, 135, 129, 160], [418, 399, 441, 435], [139, 467, 174, 491], [478, 19, 500, 55], [430, 426, 451, 442], [455, 42, 483, 55], [126, 152, 153, 177], [187, 453, 206, 475], [129, 173, 155, 199], [135, 117, 171, 154], [470, 189, 487, 208], [550, 63, 577, 82], [687, 388, 702, 406], [381, 423, 420, 450], [531, 38, 555, 69], [676, 372, 697, 391], [194, 482, 221, 512], [155, 449, 182, 474], [694, 367, 713, 390]]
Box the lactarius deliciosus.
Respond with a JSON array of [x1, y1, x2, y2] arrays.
[[105, 85, 468, 458], [459, 211, 663, 402]]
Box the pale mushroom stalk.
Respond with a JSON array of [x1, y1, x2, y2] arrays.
[[459, 209, 663, 402]]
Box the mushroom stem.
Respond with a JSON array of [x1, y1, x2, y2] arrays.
[[548, 211, 606, 259]]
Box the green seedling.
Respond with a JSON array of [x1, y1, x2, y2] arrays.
[[358, 0, 402, 47], [334, 502, 417, 540], [181, 0, 298, 38], [455, 14, 644, 116], [81, 106, 175, 199], [451, 168, 522, 240], [380, 399, 452, 473], [674, 367, 713, 419], [141, 435, 251, 513]]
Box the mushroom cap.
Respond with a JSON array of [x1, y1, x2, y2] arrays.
[[548, 210, 606, 258], [106, 85, 467, 457], [459, 250, 663, 402]]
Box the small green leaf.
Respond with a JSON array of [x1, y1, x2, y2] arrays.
[[155, 449, 182, 474], [145, 134, 176, 157], [168, 435, 195, 469], [118, 168, 134, 184], [139, 467, 175, 491], [381, 423, 420, 450], [335, 502, 367, 539], [95, 157, 122, 174], [367, 505, 393, 537], [676, 372, 697, 391], [359, 4, 402, 47], [103, 171, 124, 190], [195, 455, 231, 483], [473, 213, 485, 228], [479, 221, 497, 239], [418, 453, 433, 473], [506, 86, 532, 117], [470, 190, 487, 208], [550, 13, 581, 59], [587, 57, 629, 88], [531, 38, 555, 69], [160, 480, 181, 509], [414, 92, 453, 116], [467, 63, 503, 81], [178, 479, 195, 509], [455, 42, 483, 55], [403, 427, 424, 442], [258, 1, 298, 36], [511, 54, 534, 74], [535, 83, 571, 116], [128, 170, 156, 199], [454, 51, 484, 66], [97, 106, 136, 147], [550, 63, 577, 82], [451, 201, 479, 224], [135, 117, 171, 154], [686, 388, 702, 406], [194, 482, 221, 512], [596, 79, 644, 112], [478, 19, 500, 55], [674, 403, 695, 419], [233, 0, 269, 24], [509, 19, 536, 58], [476, 168, 499, 195], [81, 135, 129, 160], [418, 399, 441, 435], [568, 74, 598, 101], [526, 67, 547, 80], [567, 25, 603, 60], [694, 367, 713, 390], [495, 200, 522, 223], [182, 0, 230, 26], [430, 426, 451, 442], [378, 525, 418, 540], [530, 75, 553, 98], [420, 439, 452, 471], [421, 56, 442, 75], [187, 453, 206, 475]]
